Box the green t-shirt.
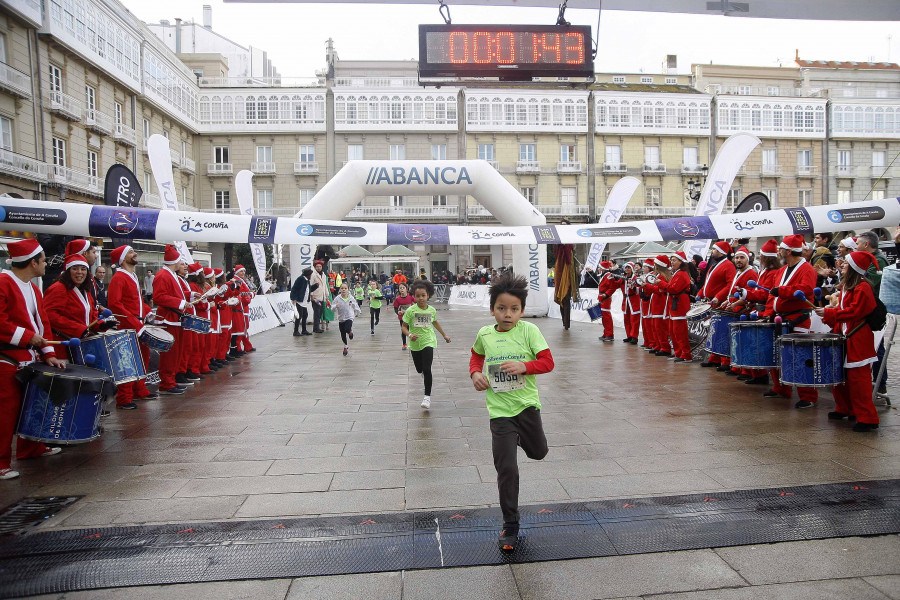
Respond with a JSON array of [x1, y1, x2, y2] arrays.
[[472, 320, 549, 419], [354, 286, 365, 301], [402, 304, 437, 351], [367, 287, 382, 309]]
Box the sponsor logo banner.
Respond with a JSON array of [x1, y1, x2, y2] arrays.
[[657, 217, 718, 242], [386, 224, 450, 245], [295, 223, 367, 239], [246, 295, 281, 336], [0, 204, 67, 226], [249, 216, 277, 244], [266, 291, 296, 325], [728, 215, 775, 232], [576, 226, 642, 238], [464, 228, 519, 241], [364, 165, 473, 186], [88, 206, 159, 238], [532, 225, 560, 245], [825, 206, 886, 224], [785, 207, 814, 234], [178, 216, 231, 233]]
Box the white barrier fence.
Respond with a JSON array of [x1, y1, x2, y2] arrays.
[[246, 294, 283, 336]]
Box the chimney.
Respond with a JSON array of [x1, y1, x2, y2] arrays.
[[665, 54, 677, 75], [175, 18, 182, 53], [203, 5, 212, 29]]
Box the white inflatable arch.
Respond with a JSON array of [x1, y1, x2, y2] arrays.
[[289, 160, 550, 316]]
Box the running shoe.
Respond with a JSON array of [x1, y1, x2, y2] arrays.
[[421, 396, 431, 409], [349, 331, 354, 340], [371, 329, 375, 335], [402, 344, 408, 350], [343, 346, 349, 356], [0, 468, 19, 480], [498, 524, 519, 552]]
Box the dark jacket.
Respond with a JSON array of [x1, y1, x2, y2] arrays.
[[290, 276, 318, 303]]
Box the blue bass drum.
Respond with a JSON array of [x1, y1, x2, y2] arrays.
[[180, 314, 211, 334], [71, 330, 145, 385], [729, 322, 778, 369], [16, 363, 114, 444], [778, 333, 845, 388], [705, 309, 741, 357], [586, 304, 603, 321]]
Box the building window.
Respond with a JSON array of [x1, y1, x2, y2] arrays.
[[644, 146, 660, 167], [645, 187, 661, 207], [872, 151, 886, 169], [560, 144, 576, 162], [665, 77, 677, 85], [799, 189, 812, 207], [389, 195, 404, 207], [256, 145, 273, 163], [836, 189, 851, 204], [726, 189, 741, 211], [519, 143, 536, 161], [257, 189, 273, 210], [683, 147, 698, 168], [87, 150, 98, 178], [389, 144, 406, 160], [51, 137, 65, 167], [300, 189, 315, 207], [612, 76, 624, 83], [521, 186, 535, 204], [762, 188, 778, 207], [214, 146, 230, 163], [142, 119, 150, 140], [347, 144, 363, 161], [161, 129, 168, 139], [48, 64, 62, 93], [837, 150, 851, 167], [767, 86, 780, 96], [605, 145, 621, 165], [85, 85, 96, 111], [215, 190, 230, 211], [640, 76, 653, 84], [738, 85, 751, 95], [114, 102, 123, 125], [797, 149, 811, 167], [0, 33, 6, 63], [431, 144, 447, 160], [144, 173, 151, 194], [478, 143, 494, 161], [762, 148, 778, 172], [299, 145, 315, 163], [181, 140, 187, 159], [871, 190, 885, 201], [182, 186, 188, 204], [433, 195, 448, 206], [0, 117, 12, 151], [561, 186, 576, 209]]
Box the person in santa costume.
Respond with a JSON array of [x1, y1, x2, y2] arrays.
[[639, 259, 656, 350], [107, 245, 157, 409], [214, 269, 234, 364], [698, 240, 737, 368], [175, 264, 199, 385], [65, 239, 104, 311], [152, 245, 188, 395], [742, 239, 782, 387], [716, 246, 759, 375], [203, 267, 222, 373], [187, 263, 212, 377], [0, 239, 64, 480], [621, 262, 641, 344], [43, 254, 101, 360], [814, 251, 880, 432], [761, 234, 819, 408], [232, 265, 256, 353], [658, 251, 693, 362], [596, 261, 619, 342], [646, 255, 673, 357]]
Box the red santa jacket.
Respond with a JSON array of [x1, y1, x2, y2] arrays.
[[822, 281, 877, 368], [722, 267, 759, 311], [235, 276, 254, 314], [206, 285, 220, 332], [700, 257, 736, 302], [0, 272, 57, 365], [108, 270, 149, 337], [215, 291, 232, 329], [152, 267, 188, 327], [747, 268, 780, 316], [658, 270, 691, 319], [623, 276, 641, 313], [640, 277, 653, 317], [771, 259, 817, 319], [646, 278, 667, 317], [43, 282, 99, 360], [596, 273, 617, 309], [190, 282, 209, 320]]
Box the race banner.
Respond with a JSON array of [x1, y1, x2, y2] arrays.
[[585, 176, 640, 270], [103, 164, 142, 248], [234, 170, 271, 293], [147, 134, 193, 263]]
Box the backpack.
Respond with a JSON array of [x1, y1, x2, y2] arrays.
[[866, 296, 888, 332]]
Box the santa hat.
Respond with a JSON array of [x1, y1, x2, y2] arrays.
[[847, 251, 876, 275], [760, 239, 779, 257], [234, 264, 246, 274], [65, 239, 91, 256], [110, 245, 132, 266], [654, 254, 670, 268], [203, 267, 214, 278], [599, 261, 613, 270], [713, 240, 732, 256], [840, 236, 858, 251], [5, 239, 43, 264], [779, 234, 805, 252], [623, 261, 636, 272], [213, 268, 224, 278], [163, 245, 182, 265], [734, 246, 750, 259], [188, 263, 203, 275], [670, 251, 687, 263], [313, 260, 324, 267], [64, 254, 89, 270], [643, 258, 655, 268]]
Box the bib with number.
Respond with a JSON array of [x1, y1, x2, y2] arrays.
[[487, 363, 526, 393], [414, 312, 432, 328]]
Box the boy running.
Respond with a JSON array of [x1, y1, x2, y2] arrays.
[[366, 280, 383, 335], [401, 280, 450, 409], [470, 272, 554, 552], [331, 283, 361, 356]]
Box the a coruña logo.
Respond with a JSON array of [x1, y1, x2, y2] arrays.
[[109, 210, 138, 235], [673, 219, 701, 238]]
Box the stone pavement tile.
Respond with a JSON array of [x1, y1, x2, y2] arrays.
[[511, 549, 745, 600], [476, 458, 626, 483], [703, 460, 864, 488], [406, 466, 482, 486], [52, 495, 246, 528], [344, 441, 408, 456], [406, 449, 494, 468], [353, 418, 408, 431], [303, 410, 406, 423], [714, 536, 900, 585], [28, 579, 293, 600], [741, 442, 887, 465], [646, 578, 892, 600], [76, 446, 226, 466], [285, 572, 401, 600], [35, 478, 189, 502], [175, 473, 333, 497], [831, 455, 900, 478], [614, 451, 759, 474], [404, 565, 520, 600], [266, 453, 407, 475], [407, 425, 477, 441], [330, 469, 405, 491], [865, 575, 900, 599], [408, 416, 464, 430], [213, 443, 346, 462], [405, 481, 497, 510], [235, 487, 405, 518], [288, 430, 405, 445], [659, 433, 798, 453], [126, 461, 273, 480], [559, 470, 724, 500], [408, 438, 474, 455]]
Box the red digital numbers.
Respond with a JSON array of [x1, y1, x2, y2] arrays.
[[533, 32, 584, 65], [446, 31, 584, 66]]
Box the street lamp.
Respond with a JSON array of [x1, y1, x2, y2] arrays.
[[686, 165, 709, 204]]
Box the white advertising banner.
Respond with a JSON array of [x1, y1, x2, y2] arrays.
[[585, 177, 640, 270], [235, 170, 271, 293], [448, 285, 488, 307], [267, 291, 297, 325], [546, 288, 625, 329], [147, 134, 194, 263], [246, 295, 281, 336]]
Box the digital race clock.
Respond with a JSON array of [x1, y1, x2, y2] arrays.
[[419, 24, 594, 80]]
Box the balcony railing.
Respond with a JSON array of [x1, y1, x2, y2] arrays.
[[47, 91, 82, 121], [557, 161, 583, 174], [84, 109, 113, 135], [0, 149, 48, 182], [180, 156, 196, 173], [516, 160, 541, 174], [143, 193, 161, 208], [538, 205, 590, 216], [113, 123, 137, 147], [760, 164, 783, 176], [251, 162, 276, 174], [681, 164, 704, 174], [623, 206, 693, 217], [207, 163, 234, 176], [345, 205, 459, 219], [48, 165, 101, 195], [293, 161, 319, 174], [642, 163, 667, 174], [0, 62, 31, 98], [198, 76, 323, 88], [705, 85, 804, 97], [602, 162, 627, 173], [835, 165, 855, 177], [797, 165, 819, 176], [872, 165, 890, 179], [169, 149, 180, 166], [484, 160, 499, 170]]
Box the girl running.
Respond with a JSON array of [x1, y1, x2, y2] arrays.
[[331, 283, 361, 356], [367, 279, 383, 334], [401, 280, 451, 409], [393, 282, 415, 350]]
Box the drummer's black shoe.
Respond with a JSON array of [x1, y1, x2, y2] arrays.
[[828, 411, 855, 421], [763, 389, 786, 398], [852, 422, 879, 432], [247, 347, 256, 352], [175, 373, 194, 386], [700, 361, 717, 367], [794, 400, 816, 409], [656, 352, 672, 358], [225, 355, 238, 362], [629, 338, 639, 344], [117, 402, 138, 410], [186, 372, 202, 381], [139, 392, 159, 400], [160, 386, 185, 395], [100, 409, 111, 417], [621, 337, 631, 343], [716, 365, 732, 372], [744, 376, 769, 386], [736, 375, 751, 381]]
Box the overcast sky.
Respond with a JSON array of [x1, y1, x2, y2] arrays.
[[126, 0, 900, 78]]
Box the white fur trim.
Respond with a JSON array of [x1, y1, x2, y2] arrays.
[[10, 326, 25, 346]]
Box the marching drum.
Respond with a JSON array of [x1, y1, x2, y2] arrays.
[[729, 322, 778, 369], [16, 363, 114, 444], [181, 314, 211, 334], [226, 297, 240, 307], [586, 304, 603, 321], [687, 302, 712, 357], [139, 326, 175, 353], [71, 330, 146, 385], [705, 309, 741, 357], [778, 333, 845, 388]]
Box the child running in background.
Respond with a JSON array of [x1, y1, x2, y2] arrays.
[[401, 279, 451, 409], [393, 282, 414, 350], [470, 272, 554, 552], [331, 283, 361, 356], [367, 279, 383, 335], [354, 282, 366, 306]]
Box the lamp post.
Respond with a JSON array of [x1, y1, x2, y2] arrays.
[[685, 165, 709, 206]]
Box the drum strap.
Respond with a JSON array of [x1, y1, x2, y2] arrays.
[[780, 311, 812, 328], [0, 350, 19, 368]]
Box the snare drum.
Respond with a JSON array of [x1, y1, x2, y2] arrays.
[[181, 314, 211, 334], [139, 326, 175, 353], [71, 330, 146, 385], [778, 333, 845, 388], [705, 309, 741, 357], [729, 322, 778, 369], [586, 304, 603, 321], [16, 363, 114, 444], [226, 297, 240, 307]]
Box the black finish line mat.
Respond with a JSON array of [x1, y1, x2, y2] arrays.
[[0, 480, 898, 598]]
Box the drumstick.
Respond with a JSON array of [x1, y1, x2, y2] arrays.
[[746, 280, 771, 293], [814, 287, 823, 301], [750, 311, 759, 319], [87, 309, 113, 329], [739, 314, 748, 321], [792, 290, 817, 309], [46, 338, 81, 348], [774, 316, 783, 324]]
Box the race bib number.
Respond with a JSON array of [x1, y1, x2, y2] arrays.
[[487, 364, 526, 393], [414, 313, 431, 328]]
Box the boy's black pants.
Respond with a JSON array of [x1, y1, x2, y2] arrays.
[[490, 406, 548, 526]]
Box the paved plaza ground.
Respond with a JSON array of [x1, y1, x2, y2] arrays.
[[3, 306, 899, 599]]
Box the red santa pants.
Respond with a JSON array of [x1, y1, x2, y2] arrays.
[[235, 313, 253, 351], [189, 333, 212, 374], [833, 365, 879, 425], [625, 311, 641, 339], [158, 325, 183, 390], [0, 363, 51, 469], [218, 328, 230, 360], [600, 309, 614, 338], [641, 313, 655, 347], [669, 318, 691, 360], [115, 343, 152, 405], [655, 318, 671, 353]]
